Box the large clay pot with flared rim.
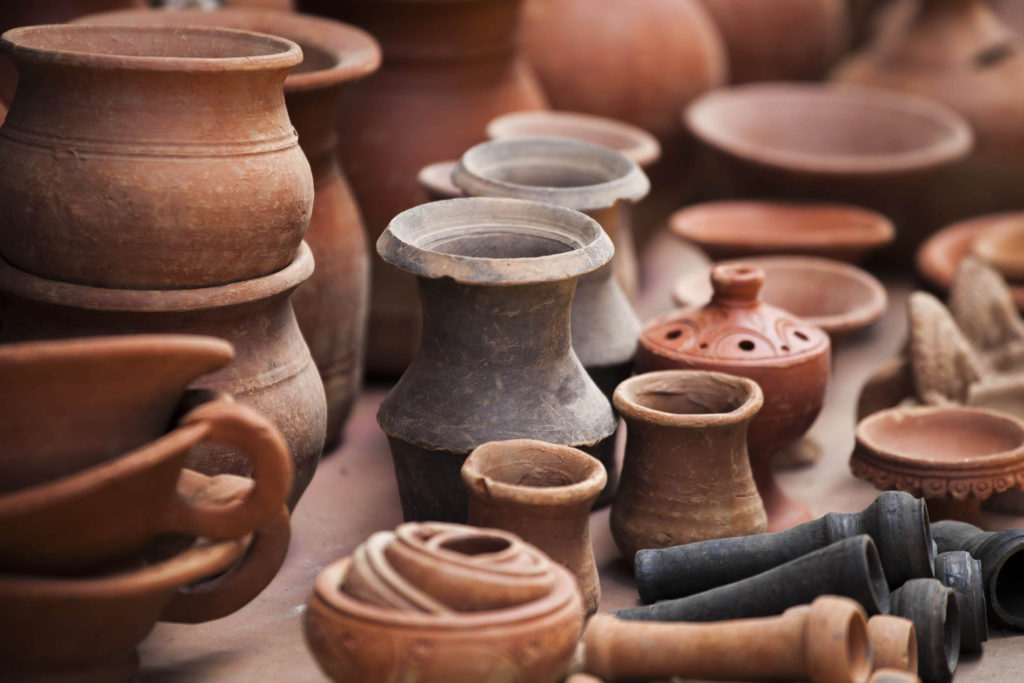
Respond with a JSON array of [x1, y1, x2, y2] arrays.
[[376, 198, 617, 523], [296, 0, 548, 376], [0, 24, 313, 289], [0, 244, 325, 509]]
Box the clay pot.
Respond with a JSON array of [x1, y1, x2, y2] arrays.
[[672, 256, 888, 346], [852, 405, 1024, 525], [76, 9, 380, 450], [0, 25, 313, 289], [888, 579, 960, 681], [461, 439, 605, 616], [585, 596, 871, 683], [375, 198, 617, 522], [933, 551, 988, 653], [634, 491, 934, 604], [0, 335, 232, 493], [617, 535, 891, 622], [610, 370, 766, 563], [670, 200, 894, 264], [833, 0, 1024, 228], [868, 615, 919, 675], [304, 522, 584, 683], [0, 244, 326, 509], [296, 0, 547, 376], [452, 137, 648, 401], [697, 0, 848, 83], [637, 263, 831, 531], [685, 82, 973, 256], [417, 160, 461, 201]]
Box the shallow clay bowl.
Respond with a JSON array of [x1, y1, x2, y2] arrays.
[[672, 256, 887, 345], [417, 160, 461, 201], [852, 406, 1024, 526]]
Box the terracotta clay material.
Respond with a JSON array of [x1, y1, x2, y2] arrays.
[[852, 405, 1024, 525], [586, 595, 872, 683], [934, 551, 988, 653], [461, 439, 605, 616], [672, 256, 888, 346], [0, 244, 326, 509], [304, 523, 584, 683], [888, 579, 960, 681], [610, 370, 766, 563], [669, 200, 894, 264], [971, 219, 1024, 282], [637, 263, 830, 531], [870, 670, 921, 683], [0, 24, 313, 289], [868, 615, 919, 676]]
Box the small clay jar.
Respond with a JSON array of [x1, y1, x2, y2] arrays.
[[933, 551, 988, 653], [888, 579, 960, 681], [868, 615, 919, 675], [375, 198, 617, 522], [0, 24, 313, 289], [304, 522, 584, 683], [452, 137, 649, 402], [461, 439, 605, 616], [610, 370, 766, 564], [637, 263, 831, 531], [585, 596, 872, 683], [0, 244, 326, 509]]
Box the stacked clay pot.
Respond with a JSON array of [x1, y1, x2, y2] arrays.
[[0, 24, 326, 506]]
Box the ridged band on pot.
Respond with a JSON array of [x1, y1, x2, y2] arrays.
[[610, 370, 766, 563], [868, 615, 918, 676], [376, 198, 617, 522], [0, 243, 326, 510], [933, 551, 987, 653], [888, 579, 960, 682]]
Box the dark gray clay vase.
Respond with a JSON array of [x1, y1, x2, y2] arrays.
[[889, 579, 960, 682], [376, 197, 617, 522], [934, 551, 987, 653]]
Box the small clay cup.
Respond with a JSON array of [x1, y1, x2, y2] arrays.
[[462, 439, 605, 616], [868, 615, 918, 675], [0, 334, 233, 493], [888, 579, 960, 682]]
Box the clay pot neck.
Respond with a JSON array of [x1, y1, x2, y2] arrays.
[[614, 370, 763, 430], [709, 263, 765, 308]]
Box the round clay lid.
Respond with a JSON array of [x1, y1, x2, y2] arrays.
[[642, 263, 830, 365]]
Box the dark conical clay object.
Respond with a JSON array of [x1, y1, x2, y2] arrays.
[[931, 520, 1024, 630], [616, 535, 890, 622], [635, 491, 933, 604], [933, 551, 987, 653], [889, 579, 960, 682]]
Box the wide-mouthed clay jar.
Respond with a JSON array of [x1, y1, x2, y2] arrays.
[[304, 522, 584, 683], [0, 24, 313, 289], [376, 198, 617, 522]]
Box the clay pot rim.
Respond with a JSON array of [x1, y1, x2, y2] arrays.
[[968, 218, 1024, 281], [461, 439, 607, 507], [685, 82, 973, 175], [452, 136, 650, 212], [0, 333, 233, 372], [73, 8, 382, 92], [486, 110, 662, 167], [0, 242, 313, 312], [1, 24, 302, 73], [417, 160, 460, 200], [377, 197, 614, 284], [613, 370, 764, 427]]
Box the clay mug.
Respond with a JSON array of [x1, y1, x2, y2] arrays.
[[0, 334, 233, 493], [0, 397, 292, 576]]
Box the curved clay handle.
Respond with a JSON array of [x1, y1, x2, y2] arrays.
[[161, 400, 293, 540], [159, 504, 291, 624]]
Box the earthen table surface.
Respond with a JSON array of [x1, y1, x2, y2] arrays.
[[138, 236, 1024, 681]]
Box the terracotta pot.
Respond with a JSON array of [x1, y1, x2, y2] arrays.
[[461, 439, 605, 616], [697, 0, 848, 83], [376, 198, 617, 522], [0, 243, 326, 509], [452, 137, 648, 401], [0, 334, 231, 493], [0, 25, 313, 289], [521, 0, 726, 249], [868, 615, 919, 675], [610, 370, 766, 563], [304, 522, 584, 683], [296, 0, 547, 376], [934, 551, 987, 653], [833, 0, 1024, 228], [637, 263, 831, 531], [888, 579, 960, 681]]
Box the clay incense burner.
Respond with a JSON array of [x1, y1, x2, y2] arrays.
[[888, 579, 960, 682], [933, 551, 987, 653], [461, 439, 605, 615], [611, 370, 766, 563], [637, 262, 831, 530], [304, 522, 583, 683], [868, 615, 919, 676], [375, 198, 617, 522]]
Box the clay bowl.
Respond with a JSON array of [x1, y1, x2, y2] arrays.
[[972, 220, 1024, 282], [417, 160, 460, 201], [0, 334, 233, 493], [852, 405, 1024, 525], [669, 200, 894, 263], [672, 256, 887, 345]]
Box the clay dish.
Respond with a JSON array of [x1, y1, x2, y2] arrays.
[[852, 405, 1024, 525], [417, 160, 461, 201], [971, 218, 1024, 283], [672, 256, 887, 345], [669, 200, 894, 263]]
